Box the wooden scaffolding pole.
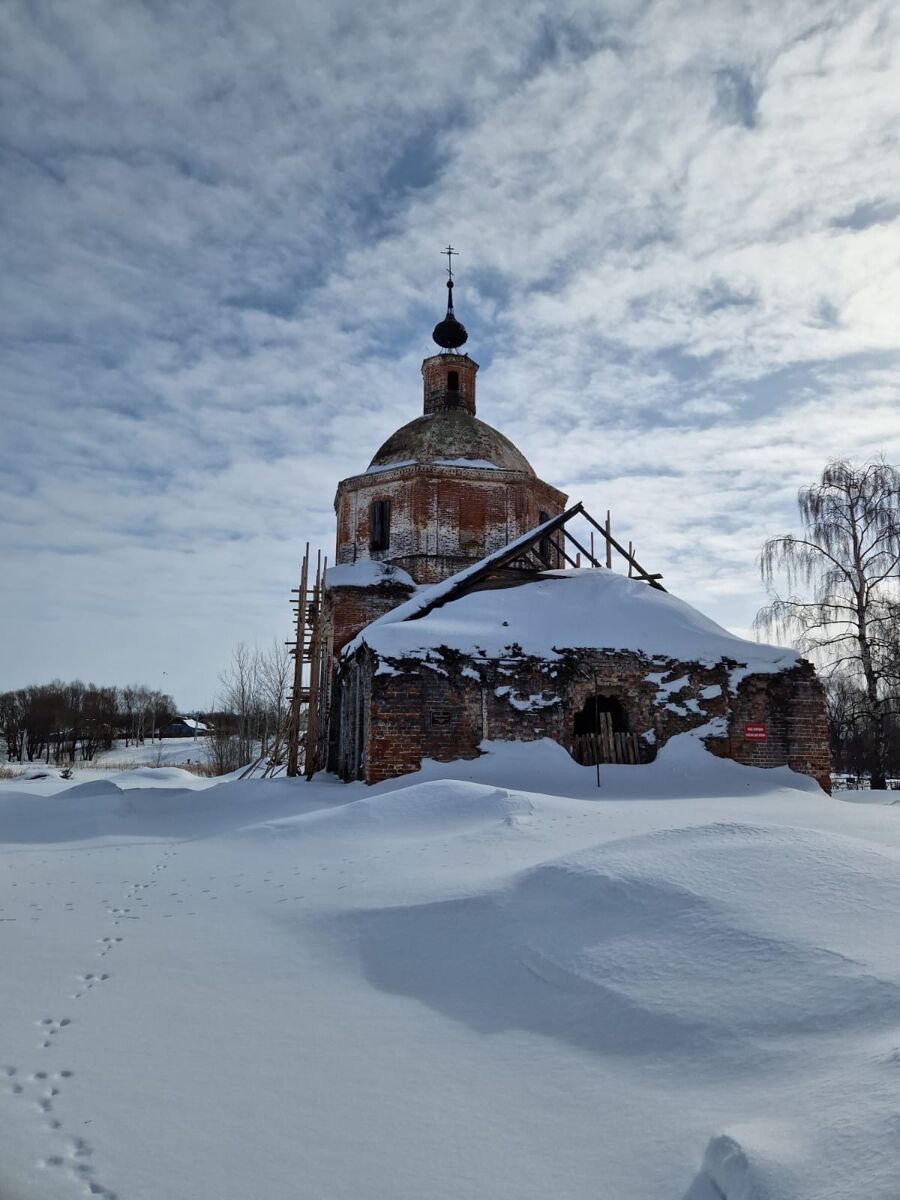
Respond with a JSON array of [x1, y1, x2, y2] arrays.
[[304, 551, 324, 781], [285, 544, 310, 778]]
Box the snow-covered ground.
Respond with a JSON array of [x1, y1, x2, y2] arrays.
[[1, 736, 898, 1200], [3, 738, 212, 783], [90, 737, 209, 770]]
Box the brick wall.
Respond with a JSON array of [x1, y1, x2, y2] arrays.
[[326, 580, 416, 654], [422, 354, 478, 416], [334, 466, 567, 586], [334, 644, 831, 791], [704, 664, 832, 792]]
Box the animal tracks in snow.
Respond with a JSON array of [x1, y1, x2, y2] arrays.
[[71, 973, 110, 1000], [1, 854, 182, 1198], [36, 1017, 72, 1049], [97, 935, 123, 959], [3, 1062, 119, 1196]]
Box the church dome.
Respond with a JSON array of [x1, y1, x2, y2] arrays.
[[368, 409, 536, 475]]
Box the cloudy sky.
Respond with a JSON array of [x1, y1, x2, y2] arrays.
[[2, 0, 899, 707]]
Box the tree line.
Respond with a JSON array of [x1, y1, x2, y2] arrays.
[[0, 683, 177, 764], [1, 640, 294, 774], [757, 458, 900, 789]]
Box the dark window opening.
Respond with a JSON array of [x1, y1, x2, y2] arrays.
[[574, 694, 630, 736], [538, 510, 551, 564], [369, 499, 391, 552], [570, 693, 641, 766], [447, 370, 459, 391]]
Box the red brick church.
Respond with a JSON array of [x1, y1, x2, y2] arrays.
[[299, 260, 831, 791], [327, 266, 567, 653]]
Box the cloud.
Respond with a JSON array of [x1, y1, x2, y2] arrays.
[[1, 0, 899, 704]]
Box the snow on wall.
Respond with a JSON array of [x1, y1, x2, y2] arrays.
[[325, 561, 416, 590]]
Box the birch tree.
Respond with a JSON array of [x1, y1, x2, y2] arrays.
[[756, 459, 900, 789]]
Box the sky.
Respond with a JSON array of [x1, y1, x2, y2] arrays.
[[2, 0, 899, 708]]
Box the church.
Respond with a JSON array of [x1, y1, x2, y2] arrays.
[[297, 260, 831, 792]]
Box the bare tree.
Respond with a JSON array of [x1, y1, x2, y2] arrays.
[[210, 643, 261, 772], [757, 459, 900, 789], [257, 639, 292, 765]]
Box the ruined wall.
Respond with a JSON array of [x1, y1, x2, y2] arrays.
[[335, 645, 831, 791], [704, 666, 832, 791], [335, 465, 567, 585]]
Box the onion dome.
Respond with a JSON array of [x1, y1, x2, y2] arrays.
[[432, 277, 468, 350]]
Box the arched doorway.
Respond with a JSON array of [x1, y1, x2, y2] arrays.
[[571, 694, 641, 765]]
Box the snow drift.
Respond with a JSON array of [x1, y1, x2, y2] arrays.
[[0, 739, 897, 1200]]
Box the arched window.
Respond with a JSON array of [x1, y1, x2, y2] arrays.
[[446, 370, 459, 392]]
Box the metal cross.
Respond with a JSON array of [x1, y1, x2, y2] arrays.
[[444, 244, 458, 280]]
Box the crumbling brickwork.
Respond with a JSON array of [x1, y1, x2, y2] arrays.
[[704, 665, 832, 792], [331, 644, 831, 793]]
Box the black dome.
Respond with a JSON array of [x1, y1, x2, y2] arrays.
[[432, 315, 468, 349], [432, 278, 468, 350]]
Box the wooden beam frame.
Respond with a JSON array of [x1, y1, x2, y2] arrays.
[[580, 509, 665, 590]]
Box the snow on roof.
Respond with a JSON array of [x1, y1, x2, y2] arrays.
[[353, 567, 799, 678], [363, 458, 509, 475], [175, 717, 209, 730], [325, 561, 416, 590], [432, 457, 501, 469], [364, 459, 418, 474]]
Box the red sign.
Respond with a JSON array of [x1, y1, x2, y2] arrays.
[[744, 724, 767, 742]]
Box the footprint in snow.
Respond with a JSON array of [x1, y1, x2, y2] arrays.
[[71, 973, 110, 999], [36, 1017, 71, 1048]]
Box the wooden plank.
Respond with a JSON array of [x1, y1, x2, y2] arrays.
[[600, 712, 613, 763], [564, 528, 602, 568], [547, 536, 579, 569], [581, 509, 666, 591]]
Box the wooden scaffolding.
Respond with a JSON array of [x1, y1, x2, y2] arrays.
[[285, 544, 333, 779]]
